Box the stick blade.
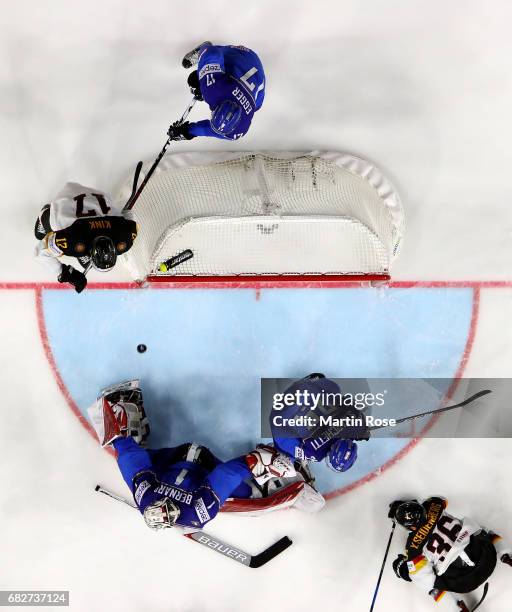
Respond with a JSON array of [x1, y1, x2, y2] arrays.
[[249, 536, 292, 568], [471, 582, 489, 611], [464, 389, 492, 403]]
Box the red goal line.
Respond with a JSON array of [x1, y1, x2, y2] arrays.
[[0, 279, 512, 291]]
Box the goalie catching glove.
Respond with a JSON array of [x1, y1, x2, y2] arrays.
[[244, 445, 296, 485], [87, 380, 150, 447]]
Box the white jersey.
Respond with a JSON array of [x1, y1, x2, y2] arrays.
[[402, 498, 511, 611], [418, 511, 482, 576], [35, 182, 132, 276], [49, 182, 121, 230]]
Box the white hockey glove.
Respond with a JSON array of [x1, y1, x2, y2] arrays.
[[245, 444, 296, 485]]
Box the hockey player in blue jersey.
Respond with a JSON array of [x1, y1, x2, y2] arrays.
[[271, 374, 370, 473], [88, 381, 297, 530], [167, 42, 265, 142], [114, 439, 295, 529]]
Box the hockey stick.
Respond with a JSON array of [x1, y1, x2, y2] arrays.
[[368, 389, 492, 431], [129, 161, 144, 202], [123, 97, 198, 211], [184, 531, 293, 569], [369, 521, 396, 612], [310, 389, 492, 443], [95, 484, 136, 507], [471, 582, 489, 612], [78, 261, 93, 278], [95, 484, 292, 568]]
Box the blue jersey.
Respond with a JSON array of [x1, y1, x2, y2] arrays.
[[188, 45, 265, 141], [113, 437, 251, 528], [275, 435, 335, 462], [271, 377, 368, 463]]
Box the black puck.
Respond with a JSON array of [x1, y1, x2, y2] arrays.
[[137, 344, 147, 353]]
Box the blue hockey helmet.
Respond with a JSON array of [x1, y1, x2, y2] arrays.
[[325, 439, 358, 473], [211, 100, 243, 134], [284, 375, 342, 408]]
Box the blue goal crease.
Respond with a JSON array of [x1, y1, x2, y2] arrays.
[[41, 287, 474, 494]]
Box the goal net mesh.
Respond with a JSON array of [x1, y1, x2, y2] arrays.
[[119, 151, 404, 282]]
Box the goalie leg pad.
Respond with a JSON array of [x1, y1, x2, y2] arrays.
[[221, 474, 325, 516], [245, 445, 296, 486], [87, 380, 150, 447], [87, 397, 124, 447], [291, 483, 325, 514]]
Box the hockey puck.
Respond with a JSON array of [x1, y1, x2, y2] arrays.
[[137, 344, 147, 353]]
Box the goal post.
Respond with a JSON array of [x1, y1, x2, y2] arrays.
[[117, 151, 404, 284]]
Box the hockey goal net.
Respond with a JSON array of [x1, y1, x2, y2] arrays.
[[118, 151, 404, 283]]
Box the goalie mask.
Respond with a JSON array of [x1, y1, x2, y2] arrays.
[[144, 498, 180, 530], [91, 235, 117, 271]]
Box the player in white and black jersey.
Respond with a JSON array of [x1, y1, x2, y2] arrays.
[[34, 182, 137, 292], [389, 497, 512, 611]]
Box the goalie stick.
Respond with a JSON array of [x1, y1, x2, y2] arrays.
[[124, 96, 198, 211], [94, 484, 292, 568]]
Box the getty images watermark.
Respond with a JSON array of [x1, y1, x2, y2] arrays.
[[260, 378, 512, 439], [271, 387, 395, 429]]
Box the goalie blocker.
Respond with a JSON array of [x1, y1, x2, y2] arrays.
[[87, 381, 325, 531]]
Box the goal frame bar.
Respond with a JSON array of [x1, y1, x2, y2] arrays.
[[146, 273, 391, 284]]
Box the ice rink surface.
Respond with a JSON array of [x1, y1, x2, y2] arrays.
[[1, 2, 512, 611]]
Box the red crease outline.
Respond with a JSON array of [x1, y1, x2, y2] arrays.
[[34, 287, 115, 456]]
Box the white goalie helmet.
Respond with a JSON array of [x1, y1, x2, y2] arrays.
[[143, 498, 180, 530]]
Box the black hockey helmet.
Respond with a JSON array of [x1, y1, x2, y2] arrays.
[[91, 236, 117, 271], [394, 501, 426, 530]]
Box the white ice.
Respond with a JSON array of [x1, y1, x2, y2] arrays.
[[1, 2, 512, 611]]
